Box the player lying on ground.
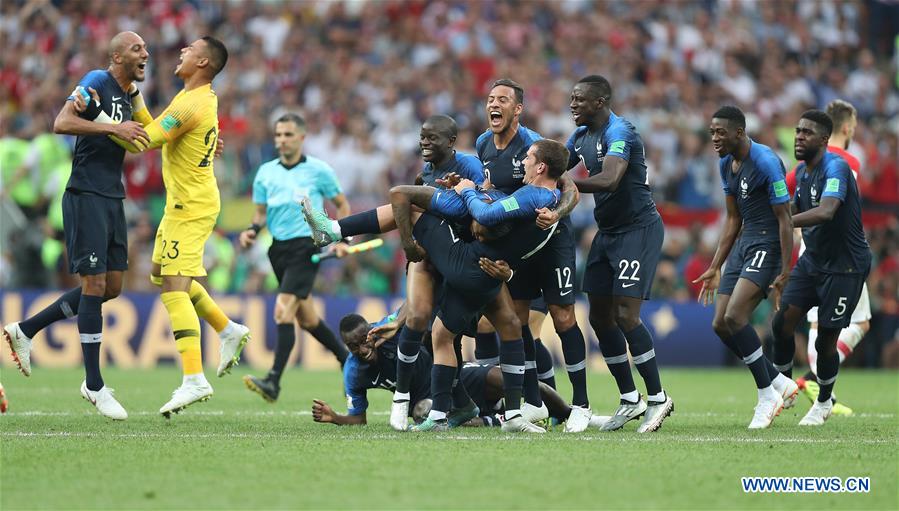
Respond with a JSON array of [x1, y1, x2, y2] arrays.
[[311, 310, 609, 429]]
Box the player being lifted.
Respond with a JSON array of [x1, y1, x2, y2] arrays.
[[693, 106, 799, 429], [772, 110, 871, 426], [785, 100, 869, 415], [389, 139, 572, 432], [3, 31, 151, 420], [240, 113, 351, 403], [109, 37, 251, 417], [566, 75, 673, 432], [303, 114, 486, 430], [475, 79, 591, 431]]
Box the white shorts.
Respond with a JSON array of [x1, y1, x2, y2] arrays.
[[807, 283, 871, 324]]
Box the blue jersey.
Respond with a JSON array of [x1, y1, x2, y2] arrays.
[[66, 70, 133, 199], [565, 112, 659, 233], [421, 151, 485, 188], [343, 314, 432, 416], [476, 125, 542, 195], [718, 141, 790, 238], [461, 185, 560, 227], [252, 155, 342, 241], [794, 152, 871, 274]]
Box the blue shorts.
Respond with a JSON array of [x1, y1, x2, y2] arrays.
[[583, 217, 664, 299], [719, 235, 782, 297], [508, 222, 577, 305], [62, 191, 128, 275], [413, 214, 500, 334], [781, 255, 869, 329]]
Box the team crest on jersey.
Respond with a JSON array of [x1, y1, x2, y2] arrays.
[[596, 140, 603, 161], [740, 177, 749, 199], [512, 158, 522, 170], [810, 183, 818, 207]]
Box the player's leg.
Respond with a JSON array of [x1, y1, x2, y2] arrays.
[[514, 298, 549, 422], [724, 278, 787, 428], [155, 215, 217, 417], [390, 260, 435, 429], [483, 285, 544, 433], [245, 292, 299, 403], [5, 285, 83, 376], [410, 317, 455, 432], [529, 304, 556, 389], [799, 272, 867, 426], [771, 257, 818, 380], [447, 334, 479, 427], [474, 318, 500, 365], [66, 193, 127, 419]]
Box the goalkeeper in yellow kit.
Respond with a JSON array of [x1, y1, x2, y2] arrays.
[[109, 36, 251, 416]]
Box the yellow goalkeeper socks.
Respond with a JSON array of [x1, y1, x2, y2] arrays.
[[189, 280, 229, 333], [162, 291, 203, 375]]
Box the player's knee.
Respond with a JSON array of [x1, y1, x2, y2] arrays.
[[721, 312, 747, 335], [82, 278, 106, 296], [815, 334, 838, 357], [711, 316, 731, 338], [614, 310, 640, 332], [103, 284, 122, 300], [406, 303, 432, 331], [496, 313, 521, 340], [548, 305, 576, 331], [589, 310, 614, 333]]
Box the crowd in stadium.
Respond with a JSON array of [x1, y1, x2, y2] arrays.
[[1, 0, 898, 365]]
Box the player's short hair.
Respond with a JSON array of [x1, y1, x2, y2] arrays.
[[712, 105, 746, 130], [531, 139, 569, 179], [276, 113, 306, 131], [338, 314, 368, 336], [491, 78, 524, 104], [800, 109, 833, 137], [424, 114, 458, 138], [577, 75, 612, 101], [826, 99, 857, 132], [201, 36, 228, 76]]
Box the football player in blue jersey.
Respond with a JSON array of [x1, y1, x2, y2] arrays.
[[566, 75, 673, 432], [693, 106, 799, 429], [772, 110, 872, 426], [474, 79, 590, 431], [3, 32, 152, 420]]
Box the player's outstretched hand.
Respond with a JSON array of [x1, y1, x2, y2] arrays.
[[312, 399, 336, 423], [769, 271, 790, 311], [112, 121, 150, 149], [215, 137, 224, 158], [403, 241, 427, 263], [479, 257, 512, 281], [238, 229, 257, 248], [436, 172, 462, 189], [535, 207, 559, 229], [692, 267, 720, 307]]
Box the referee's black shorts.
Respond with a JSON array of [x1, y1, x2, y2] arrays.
[[267, 237, 320, 298]]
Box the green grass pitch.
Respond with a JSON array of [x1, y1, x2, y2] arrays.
[[1, 367, 896, 510]]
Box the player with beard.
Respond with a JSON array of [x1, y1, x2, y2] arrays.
[[771, 110, 871, 426]]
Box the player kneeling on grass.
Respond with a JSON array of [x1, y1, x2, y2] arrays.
[[311, 310, 609, 429]]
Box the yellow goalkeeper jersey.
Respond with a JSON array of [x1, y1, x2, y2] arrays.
[[145, 83, 220, 219]]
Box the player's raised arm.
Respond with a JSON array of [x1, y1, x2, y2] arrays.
[[457, 183, 543, 226]]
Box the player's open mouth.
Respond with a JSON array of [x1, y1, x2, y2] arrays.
[[138, 63, 146, 70], [421, 148, 433, 157], [489, 111, 502, 127], [572, 111, 580, 121]]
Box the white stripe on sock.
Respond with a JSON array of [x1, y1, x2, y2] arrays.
[[79, 333, 102, 344], [604, 354, 629, 365], [537, 368, 555, 380], [565, 360, 587, 372], [632, 349, 656, 365], [476, 357, 500, 366], [742, 347, 764, 365], [500, 364, 525, 375], [397, 351, 419, 363]]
